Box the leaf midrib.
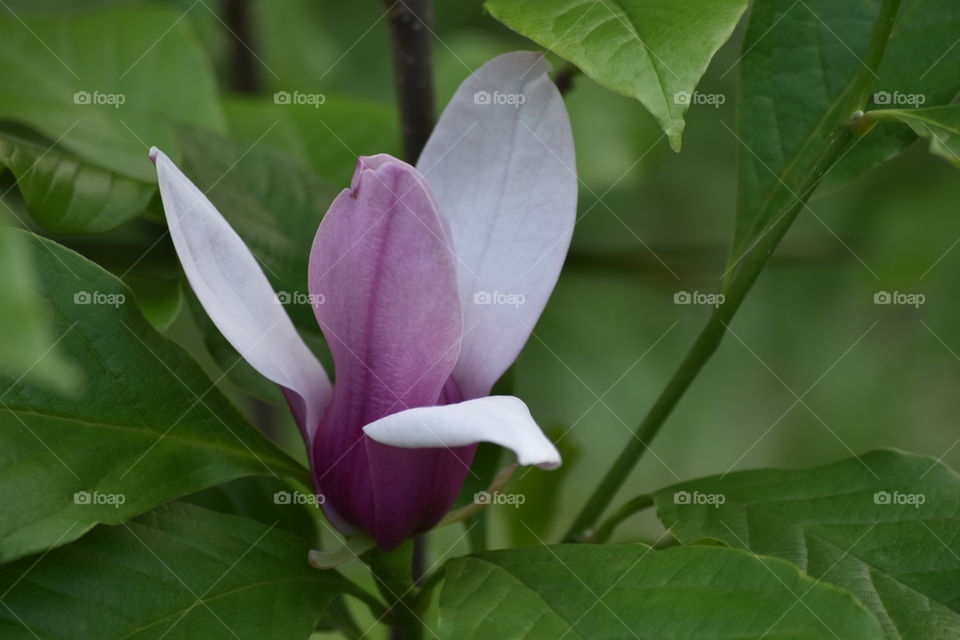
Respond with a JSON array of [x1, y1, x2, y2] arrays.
[[1, 406, 299, 472]]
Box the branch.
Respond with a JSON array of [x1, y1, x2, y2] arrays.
[[553, 63, 579, 96], [383, 0, 436, 162], [225, 0, 259, 94]]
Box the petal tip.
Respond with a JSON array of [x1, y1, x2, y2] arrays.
[[350, 153, 406, 192], [535, 456, 562, 471], [148, 146, 160, 165]]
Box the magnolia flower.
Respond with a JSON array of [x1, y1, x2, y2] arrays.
[[150, 52, 576, 549]]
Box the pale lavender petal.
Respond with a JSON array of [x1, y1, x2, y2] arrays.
[[151, 147, 331, 442], [417, 51, 577, 398], [308, 155, 469, 548], [364, 395, 561, 469]]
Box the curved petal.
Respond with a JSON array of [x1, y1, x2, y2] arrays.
[[416, 51, 577, 398], [363, 395, 561, 470], [308, 155, 469, 548], [150, 147, 331, 442]]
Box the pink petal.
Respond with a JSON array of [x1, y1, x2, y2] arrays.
[[308, 155, 469, 547]]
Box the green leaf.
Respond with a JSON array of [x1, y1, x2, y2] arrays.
[[223, 95, 400, 187], [0, 502, 347, 640], [0, 230, 308, 563], [0, 125, 153, 234], [182, 476, 320, 543], [653, 450, 960, 639], [0, 223, 75, 388], [825, 0, 960, 187], [0, 5, 224, 183], [483, 0, 748, 151], [730, 0, 885, 269], [869, 105, 960, 167], [440, 543, 882, 639], [50, 217, 186, 330], [124, 274, 182, 332]]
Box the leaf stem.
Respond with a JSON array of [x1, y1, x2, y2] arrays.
[[465, 512, 488, 552], [563, 0, 901, 543]]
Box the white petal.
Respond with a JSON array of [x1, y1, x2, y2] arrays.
[[362, 396, 561, 469], [151, 147, 331, 441], [417, 51, 577, 398]]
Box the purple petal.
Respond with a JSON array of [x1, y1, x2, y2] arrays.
[[417, 52, 578, 398], [308, 155, 471, 548]]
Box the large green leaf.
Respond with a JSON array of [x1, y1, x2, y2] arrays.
[[183, 476, 320, 543], [654, 450, 960, 639], [125, 273, 183, 332], [730, 0, 884, 268], [0, 125, 153, 234], [48, 217, 186, 330], [0, 223, 74, 387], [0, 5, 224, 183], [0, 231, 308, 563], [440, 543, 882, 639], [0, 502, 347, 640], [484, 0, 748, 151], [869, 105, 960, 167]]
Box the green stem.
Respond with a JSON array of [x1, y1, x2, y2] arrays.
[[563, 0, 901, 543], [465, 511, 488, 553], [365, 543, 424, 640], [589, 494, 654, 544]]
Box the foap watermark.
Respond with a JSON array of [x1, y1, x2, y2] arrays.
[[473, 90, 526, 108], [873, 490, 925, 508], [673, 91, 726, 108], [874, 291, 925, 308], [74, 290, 125, 308], [473, 290, 526, 308], [674, 291, 725, 308], [873, 91, 926, 108], [474, 491, 525, 508], [74, 491, 126, 508], [274, 490, 326, 506], [275, 291, 326, 306], [673, 490, 725, 508], [73, 90, 126, 109], [274, 90, 326, 108]]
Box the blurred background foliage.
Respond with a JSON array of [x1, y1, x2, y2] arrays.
[[1, 0, 958, 571]]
